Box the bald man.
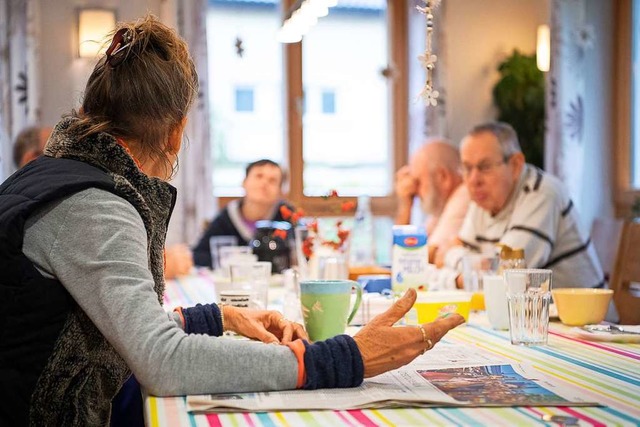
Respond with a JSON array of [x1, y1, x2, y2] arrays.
[[395, 139, 470, 265]]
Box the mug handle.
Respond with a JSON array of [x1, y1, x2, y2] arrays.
[[347, 282, 363, 325]]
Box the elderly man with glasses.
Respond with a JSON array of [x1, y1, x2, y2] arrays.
[[444, 121, 603, 289]]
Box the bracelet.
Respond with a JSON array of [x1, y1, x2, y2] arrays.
[[217, 302, 226, 333]]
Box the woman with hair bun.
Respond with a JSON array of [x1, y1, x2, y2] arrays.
[[0, 15, 463, 426]]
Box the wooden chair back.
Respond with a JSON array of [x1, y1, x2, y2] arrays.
[[590, 217, 624, 282], [609, 220, 640, 324]]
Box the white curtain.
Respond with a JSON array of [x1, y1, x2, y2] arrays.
[[545, 0, 614, 229], [0, 0, 39, 180], [162, 0, 215, 246]]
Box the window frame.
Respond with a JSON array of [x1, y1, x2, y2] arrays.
[[284, 0, 408, 217], [217, 0, 409, 217], [614, 0, 640, 216]]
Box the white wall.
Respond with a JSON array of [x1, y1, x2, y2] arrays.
[[441, 0, 549, 146], [37, 0, 163, 126]]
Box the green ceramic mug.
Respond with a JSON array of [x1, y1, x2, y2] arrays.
[[300, 279, 363, 342]]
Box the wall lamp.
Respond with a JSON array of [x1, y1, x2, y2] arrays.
[[77, 8, 116, 58], [536, 24, 550, 72], [277, 0, 337, 43]]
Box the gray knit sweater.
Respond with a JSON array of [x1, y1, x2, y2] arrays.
[[21, 116, 299, 425], [23, 187, 298, 397]]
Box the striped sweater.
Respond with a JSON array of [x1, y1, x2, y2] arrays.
[[446, 165, 604, 288]]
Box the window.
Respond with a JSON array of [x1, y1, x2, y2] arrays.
[[234, 88, 254, 112], [614, 0, 640, 215], [300, 3, 390, 197], [207, 1, 284, 196], [321, 90, 336, 114], [207, 0, 408, 213]]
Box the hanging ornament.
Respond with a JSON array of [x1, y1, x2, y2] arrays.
[[235, 36, 245, 58], [416, 0, 441, 106]]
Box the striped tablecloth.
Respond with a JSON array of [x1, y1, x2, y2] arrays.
[[147, 274, 640, 426]]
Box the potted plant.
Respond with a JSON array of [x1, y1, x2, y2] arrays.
[[492, 50, 545, 168]]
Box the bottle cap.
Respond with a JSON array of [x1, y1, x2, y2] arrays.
[[497, 244, 513, 259], [512, 248, 525, 259], [497, 244, 524, 260]]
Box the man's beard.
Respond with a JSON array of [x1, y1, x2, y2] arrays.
[[421, 183, 444, 216]]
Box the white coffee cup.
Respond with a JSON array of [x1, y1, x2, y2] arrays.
[[483, 274, 510, 330]]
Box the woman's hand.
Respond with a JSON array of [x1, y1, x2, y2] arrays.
[[223, 306, 308, 344], [353, 288, 465, 378]]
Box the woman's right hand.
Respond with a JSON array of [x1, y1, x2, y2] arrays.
[[223, 305, 308, 344], [352, 288, 465, 378]]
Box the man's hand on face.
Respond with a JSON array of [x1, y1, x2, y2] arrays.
[[395, 165, 418, 202]]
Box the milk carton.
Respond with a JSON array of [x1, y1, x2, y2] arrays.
[[391, 225, 428, 292]]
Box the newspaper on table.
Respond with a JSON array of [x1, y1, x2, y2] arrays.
[[186, 343, 600, 413]]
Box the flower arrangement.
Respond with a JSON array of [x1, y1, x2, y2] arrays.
[[279, 190, 357, 262]]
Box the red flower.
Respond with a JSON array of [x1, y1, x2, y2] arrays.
[[322, 189, 339, 200], [291, 208, 305, 223], [337, 228, 350, 243], [302, 237, 314, 258], [280, 205, 293, 220]]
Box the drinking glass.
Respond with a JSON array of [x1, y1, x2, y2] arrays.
[[504, 269, 553, 346], [294, 225, 310, 278], [461, 253, 499, 292], [209, 236, 239, 270], [462, 253, 498, 310], [229, 261, 272, 310], [218, 246, 255, 276]]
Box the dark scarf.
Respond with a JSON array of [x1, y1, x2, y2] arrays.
[[29, 117, 175, 425]]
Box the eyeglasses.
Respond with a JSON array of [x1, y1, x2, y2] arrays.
[[461, 157, 510, 177]]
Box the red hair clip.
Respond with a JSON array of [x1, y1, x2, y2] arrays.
[[105, 28, 133, 68]]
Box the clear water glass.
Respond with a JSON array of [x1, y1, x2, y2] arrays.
[[229, 261, 272, 310], [209, 235, 239, 270], [504, 269, 553, 346]]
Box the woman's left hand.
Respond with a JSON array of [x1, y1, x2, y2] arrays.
[[223, 306, 308, 344]]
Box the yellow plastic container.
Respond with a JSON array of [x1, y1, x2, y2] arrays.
[[409, 291, 472, 324], [470, 291, 485, 311]]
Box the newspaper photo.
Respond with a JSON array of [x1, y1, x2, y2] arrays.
[[186, 343, 599, 413]]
